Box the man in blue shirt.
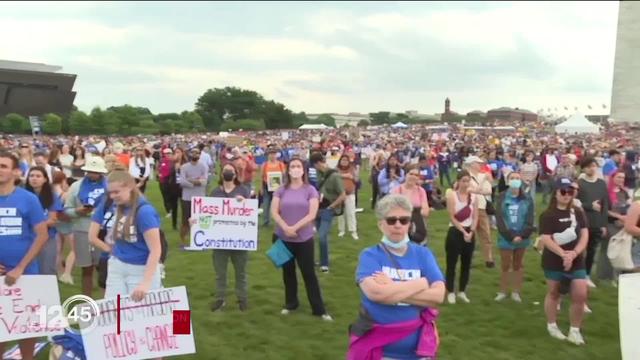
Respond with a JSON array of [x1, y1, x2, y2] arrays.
[[0, 151, 48, 360], [602, 149, 622, 179]]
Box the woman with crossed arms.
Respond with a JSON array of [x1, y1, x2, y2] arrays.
[[349, 194, 444, 360]]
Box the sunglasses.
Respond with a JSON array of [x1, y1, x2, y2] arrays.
[[384, 216, 411, 226], [408, 172, 420, 176], [559, 188, 575, 196]]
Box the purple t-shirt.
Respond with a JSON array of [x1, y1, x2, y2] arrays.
[[273, 184, 319, 243]]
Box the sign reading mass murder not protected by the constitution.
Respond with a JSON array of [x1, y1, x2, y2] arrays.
[[81, 286, 195, 360], [0, 275, 65, 342], [190, 196, 259, 251]]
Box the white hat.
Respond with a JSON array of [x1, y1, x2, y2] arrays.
[[464, 155, 485, 164], [81, 157, 108, 174]]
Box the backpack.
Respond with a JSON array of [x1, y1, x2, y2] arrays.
[[99, 200, 169, 264]]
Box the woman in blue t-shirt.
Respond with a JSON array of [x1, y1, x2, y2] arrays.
[[350, 194, 445, 360], [25, 166, 64, 275], [89, 170, 162, 301]]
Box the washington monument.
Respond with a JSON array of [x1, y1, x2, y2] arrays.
[[610, 1, 640, 123]]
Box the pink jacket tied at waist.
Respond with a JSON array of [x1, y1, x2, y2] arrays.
[[347, 308, 439, 360]]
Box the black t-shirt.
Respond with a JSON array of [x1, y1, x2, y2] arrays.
[[210, 184, 251, 199], [539, 206, 587, 271]]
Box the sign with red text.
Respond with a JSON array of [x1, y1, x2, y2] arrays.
[[0, 275, 64, 342], [189, 196, 259, 251], [80, 286, 195, 360]]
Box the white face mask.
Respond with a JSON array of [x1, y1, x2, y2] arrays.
[[289, 168, 304, 179]]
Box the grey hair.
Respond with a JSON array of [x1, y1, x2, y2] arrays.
[[375, 194, 412, 220]]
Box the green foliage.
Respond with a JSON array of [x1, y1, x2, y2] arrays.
[[1, 113, 30, 134], [357, 119, 370, 127], [220, 119, 266, 131], [68, 110, 91, 135], [369, 111, 391, 125], [42, 113, 62, 135], [315, 114, 336, 128]]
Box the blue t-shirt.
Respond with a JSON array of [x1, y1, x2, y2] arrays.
[[602, 159, 618, 177], [92, 198, 160, 265], [43, 195, 64, 239], [91, 197, 117, 260], [419, 166, 435, 192], [0, 187, 47, 274], [356, 243, 444, 360], [19, 161, 29, 177]]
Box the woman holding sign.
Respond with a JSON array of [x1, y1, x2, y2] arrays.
[[89, 170, 162, 302], [270, 158, 332, 321], [209, 163, 251, 312]]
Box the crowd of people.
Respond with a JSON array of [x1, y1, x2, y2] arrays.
[[0, 119, 639, 358]]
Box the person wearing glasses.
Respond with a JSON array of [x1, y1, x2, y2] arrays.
[[444, 170, 479, 304], [349, 194, 444, 360], [179, 147, 208, 249], [539, 178, 589, 345]]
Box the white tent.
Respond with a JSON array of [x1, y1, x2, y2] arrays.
[[391, 122, 408, 128], [555, 113, 600, 134], [299, 123, 331, 130]]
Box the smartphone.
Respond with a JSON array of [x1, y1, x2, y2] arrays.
[[84, 204, 94, 209]]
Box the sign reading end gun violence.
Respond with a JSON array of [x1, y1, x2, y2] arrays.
[[0, 275, 64, 342], [190, 196, 259, 251], [80, 286, 195, 360]]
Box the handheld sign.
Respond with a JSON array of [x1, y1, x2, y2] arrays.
[[190, 196, 259, 251], [80, 286, 195, 360], [0, 275, 64, 342], [619, 273, 640, 360]]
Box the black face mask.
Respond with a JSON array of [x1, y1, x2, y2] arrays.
[[222, 171, 235, 182], [191, 156, 200, 162]]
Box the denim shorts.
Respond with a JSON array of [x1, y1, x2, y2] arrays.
[[105, 257, 162, 299], [543, 269, 587, 282]]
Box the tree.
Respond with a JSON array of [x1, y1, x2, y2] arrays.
[[195, 87, 265, 130], [1, 113, 30, 134], [316, 114, 336, 128], [260, 101, 294, 129], [357, 119, 370, 127], [180, 111, 206, 133], [370, 111, 391, 125], [68, 110, 91, 135], [42, 113, 62, 135], [220, 119, 266, 131]]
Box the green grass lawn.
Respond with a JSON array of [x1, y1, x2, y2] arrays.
[[47, 175, 620, 360]]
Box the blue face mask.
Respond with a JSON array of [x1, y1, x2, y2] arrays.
[[509, 179, 522, 189], [381, 235, 410, 249]]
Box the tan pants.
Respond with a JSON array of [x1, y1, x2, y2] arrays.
[[476, 209, 493, 262]]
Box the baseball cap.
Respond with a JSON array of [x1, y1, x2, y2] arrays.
[[555, 177, 577, 190], [464, 155, 485, 165]]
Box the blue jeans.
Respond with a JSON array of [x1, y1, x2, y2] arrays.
[[262, 187, 273, 225], [316, 208, 335, 267]]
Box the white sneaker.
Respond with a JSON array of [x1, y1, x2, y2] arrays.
[[494, 292, 508, 302], [567, 328, 586, 345], [511, 292, 522, 303], [258, 208, 264, 215], [338, 232, 345, 238], [457, 292, 471, 303], [159, 264, 166, 280], [547, 323, 567, 340], [58, 273, 74, 285], [447, 293, 456, 304], [586, 277, 597, 288], [321, 314, 333, 321], [584, 304, 592, 314], [355, 208, 364, 213], [351, 232, 359, 240], [320, 266, 329, 273], [280, 309, 291, 315], [165, 212, 172, 219]]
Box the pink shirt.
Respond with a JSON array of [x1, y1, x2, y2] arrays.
[[391, 185, 428, 208]]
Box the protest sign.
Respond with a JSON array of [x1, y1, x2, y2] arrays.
[[225, 135, 243, 147], [281, 131, 289, 140], [267, 172, 283, 192], [189, 196, 259, 251], [0, 275, 64, 342], [81, 286, 195, 360], [619, 273, 640, 360]]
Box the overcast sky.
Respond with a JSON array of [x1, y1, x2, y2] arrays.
[[1, 1, 619, 115]]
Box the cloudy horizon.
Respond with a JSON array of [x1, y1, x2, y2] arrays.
[[0, 1, 619, 116]]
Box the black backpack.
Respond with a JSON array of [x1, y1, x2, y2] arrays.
[[98, 200, 169, 264]]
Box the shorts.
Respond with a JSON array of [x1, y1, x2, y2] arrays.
[[105, 257, 162, 299], [497, 237, 531, 250], [74, 231, 100, 268], [55, 222, 73, 235], [181, 200, 191, 226], [543, 269, 588, 282]]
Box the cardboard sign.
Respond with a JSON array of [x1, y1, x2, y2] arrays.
[[0, 275, 64, 342], [267, 172, 283, 192], [619, 273, 640, 360], [81, 286, 195, 360], [281, 131, 289, 140], [189, 197, 259, 251], [225, 135, 243, 147]]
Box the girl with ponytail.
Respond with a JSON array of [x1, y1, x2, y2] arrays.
[[89, 170, 162, 301]]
